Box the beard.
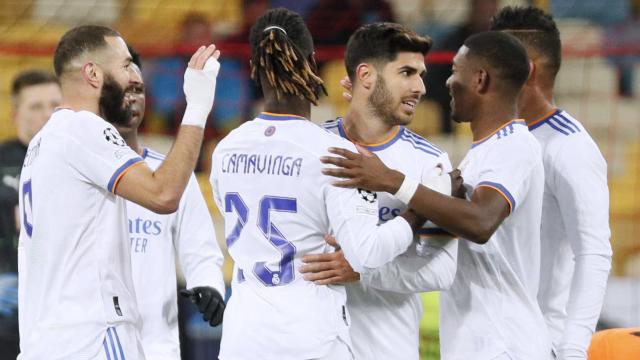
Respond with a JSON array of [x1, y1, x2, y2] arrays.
[[368, 75, 408, 126], [99, 73, 131, 126]]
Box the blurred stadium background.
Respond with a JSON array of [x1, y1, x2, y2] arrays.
[[1, 0, 639, 359]]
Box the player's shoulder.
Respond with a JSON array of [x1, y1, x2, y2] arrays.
[[482, 120, 541, 160], [529, 109, 586, 142], [397, 127, 447, 158]]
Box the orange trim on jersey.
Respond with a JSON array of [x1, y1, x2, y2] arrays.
[[260, 111, 307, 120], [111, 161, 144, 193], [476, 184, 513, 214], [472, 119, 526, 145], [342, 125, 402, 147], [527, 108, 559, 128]]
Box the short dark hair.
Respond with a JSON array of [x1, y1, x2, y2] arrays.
[[11, 69, 59, 98], [128, 45, 142, 69], [490, 6, 561, 78], [53, 25, 121, 77], [249, 8, 325, 105], [345, 22, 432, 81], [463, 31, 530, 93]]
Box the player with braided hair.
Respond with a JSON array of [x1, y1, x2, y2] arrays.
[[211, 8, 424, 360]]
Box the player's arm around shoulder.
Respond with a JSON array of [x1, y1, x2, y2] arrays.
[[116, 45, 221, 214]]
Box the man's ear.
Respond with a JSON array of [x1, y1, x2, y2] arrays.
[[356, 63, 376, 90], [525, 60, 536, 86], [82, 62, 102, 89], [476, 68, 490, 94]]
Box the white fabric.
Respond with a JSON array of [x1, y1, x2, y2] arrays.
[[325, 119, 457, 360], [211, 114, 414, 360], [17, 109, 144, 359], [127, 148, 225, 360], [97, 324, 146, 360], [440, 120, 553, 360], [181, 57, 220, 127], [530, 109, 612, 359]]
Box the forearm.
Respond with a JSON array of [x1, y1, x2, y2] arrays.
[[362, 237, 457, 294], [558, 253, 611, 359], [152, 126, 204, 208], [337, 216, 414, 273], [408, 185, 499, 244]]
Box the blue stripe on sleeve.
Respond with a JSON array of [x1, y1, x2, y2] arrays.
[[107, 157, 144, 193], [477, 181, 516, 212]]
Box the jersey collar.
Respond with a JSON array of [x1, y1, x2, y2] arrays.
[[257, 112, 308, 121], [336, 118, 404, 151], [471, 119, 527, 148], [527, 108, 561, 131]]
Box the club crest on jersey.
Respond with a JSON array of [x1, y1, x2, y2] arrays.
[[264, 125, 276, 137], [103, 127, 126, 147], [358, 188, 377, 203]]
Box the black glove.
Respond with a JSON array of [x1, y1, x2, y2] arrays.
[[179, 286, 225, 327]]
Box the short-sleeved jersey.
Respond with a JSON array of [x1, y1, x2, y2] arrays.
[[440, 120, 553, 359], [529, 109, 611, 355], [127, 148, 225, 360], [211, 112, 414, 360], [324, 118, 455, 360], [17, 109, 144, 359]]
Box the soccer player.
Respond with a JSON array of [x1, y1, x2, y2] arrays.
[[17, 25, 219, 359], [0, 69, 60, 360], [114, 49, 226, 360], [211, 8, 425, 359], [321, 31, 554, 359], [300, 23, 458, 360], [491, 7, 612, 358]]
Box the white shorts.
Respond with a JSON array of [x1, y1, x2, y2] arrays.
[[313, 337, 354, 360], [97, 324, 145, 360]]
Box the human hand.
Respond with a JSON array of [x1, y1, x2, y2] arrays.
[[300, 235, 360, 285]]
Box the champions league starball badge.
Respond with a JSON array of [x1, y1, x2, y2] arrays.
[[103, 127, 127, 147], [357, 188, 377, 203]]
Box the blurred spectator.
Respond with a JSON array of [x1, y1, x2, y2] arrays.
[[0, 69, 61, 360], [226, 0, 270, 43], [424, 0, 498, 134], [306, 0, 395, 45], [604, 1, 640, 97], [270, 0, 319, 19]]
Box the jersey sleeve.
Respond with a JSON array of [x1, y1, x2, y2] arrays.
[[65, 115, 143, 193], [550, 137, 612, 357], [360, 236, 458, 293], [323, 170, 413, 273], [361, 155, 458, 294], [174, 174, 226, 296], [475, 138, 539, 214]]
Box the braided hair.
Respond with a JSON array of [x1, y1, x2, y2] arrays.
[[250, 8, 326, 105]]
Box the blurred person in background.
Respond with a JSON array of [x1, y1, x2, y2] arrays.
[[424, 0, 498, 134], [491, 7, 612, 359], [306, 0, 395, 45], [0, 69, 60, 360], [117, 47, 226, 360]]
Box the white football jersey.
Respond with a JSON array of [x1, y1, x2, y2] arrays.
[[529, 109, 612, 357], [17, 109, 144, 359], [211, 112, 415, 360], [440, 120, 553, 360], [127, 148, 225, 360], [324, 118, 458, 360]]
